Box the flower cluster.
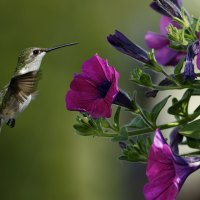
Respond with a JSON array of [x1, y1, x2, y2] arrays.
[[65, 0, 200, 199]]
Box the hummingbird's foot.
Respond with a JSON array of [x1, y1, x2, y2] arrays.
[[7, 119, 15, 128]]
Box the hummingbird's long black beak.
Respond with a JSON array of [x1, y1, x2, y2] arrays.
[[44, 42, 78, 53]]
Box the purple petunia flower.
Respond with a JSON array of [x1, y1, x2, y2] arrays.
[[66, 54, 132, 118], [184, 33, 200, 80], [145, 16, 185, 66], [144, 129, 200, 200]]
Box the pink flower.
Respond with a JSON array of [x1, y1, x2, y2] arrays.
[[66, 54, 133, 118], [144, 129, 200, 200]]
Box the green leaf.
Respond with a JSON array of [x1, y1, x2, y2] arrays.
[[140, 74, 152, 87], [167, 24, 188, 48], [126, 116, 148, 129], [142, 110, 152, 122], [174, 59, 185, 75], [130, 91, 140, 113], [118, 136, 152, 163], [191, 89, 200, 96], [187, 137, 200, 149], [131, 68, 152, 87], [192, 17, 200, 33], [119, 152, 147, 163], [73, 124, 99, 136], [168, 89, 192, 117], [172, 97, 178, 105], [179, 119, 200, 139], [113, 106, 121, 130], [194, 105, 200, 114], [151, 95, 171, 124], [73, 115, 103, 137], [100, 119, 111, 128], [146, 50, 163, 72], [112, 127, 128, 141]]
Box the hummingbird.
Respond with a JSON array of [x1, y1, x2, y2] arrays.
[[0, 42, 78, 131]]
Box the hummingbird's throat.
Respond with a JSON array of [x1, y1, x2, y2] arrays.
[[18, 52, 46, 75]]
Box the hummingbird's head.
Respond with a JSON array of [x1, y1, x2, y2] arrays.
[[16, 42, 78, 75]]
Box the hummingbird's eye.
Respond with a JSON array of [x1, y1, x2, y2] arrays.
[[33, 50, 39, 55]]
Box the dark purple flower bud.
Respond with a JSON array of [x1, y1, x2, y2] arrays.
[[107, 30, 151, 64], [184, 41, 199, 80], [66, 54, 119, 118], [170, 127, 183, 155], [172, 0, 182, 8], [145, 16, 185, 66], [119, 141, 127, 150], [113, 91, 133, 110], [145, 90, 158, 98], [150, 0, 182, 16], [150, 0, 182, 19], [144, 129, 200, 200]]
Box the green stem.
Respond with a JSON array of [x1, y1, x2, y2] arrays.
[[139, 110, 155, 129], [127, 111, 199, 136], [161, 69, 182, 87], [100, 106, 200, 139], [100, 132, 118, 137], [151, 85, 182, 91], [188, 26, 197, 41], [101, 113, 199, 138]]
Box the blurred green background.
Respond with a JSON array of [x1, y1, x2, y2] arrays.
[[0, 0, 199, 200]]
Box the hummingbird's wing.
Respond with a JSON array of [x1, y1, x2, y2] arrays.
[[8, 71, 41, 103], [0, 85, 8, 106]]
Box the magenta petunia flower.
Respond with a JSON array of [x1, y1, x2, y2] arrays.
[[66, 54, 133, 118], [144, 129, 200, 200], [66, 54, 119, 118], [145, 16, 185, 66]]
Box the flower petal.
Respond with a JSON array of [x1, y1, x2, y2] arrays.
[[66, 90, 112, 118], [66, 90, 99, 112], [104, 67, 119, 104], [196, 53, 200, 70], [89, 98, 112, 118], [145, 31, 169, 49], [169, 52, 185, 66], [70, 74, 100, 94], [155, 46, 178, 66], [82, 54, 113, 84], [144, 129, 200, 200], [160, 16, 180, 35], [144, 173, 178, 200]]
